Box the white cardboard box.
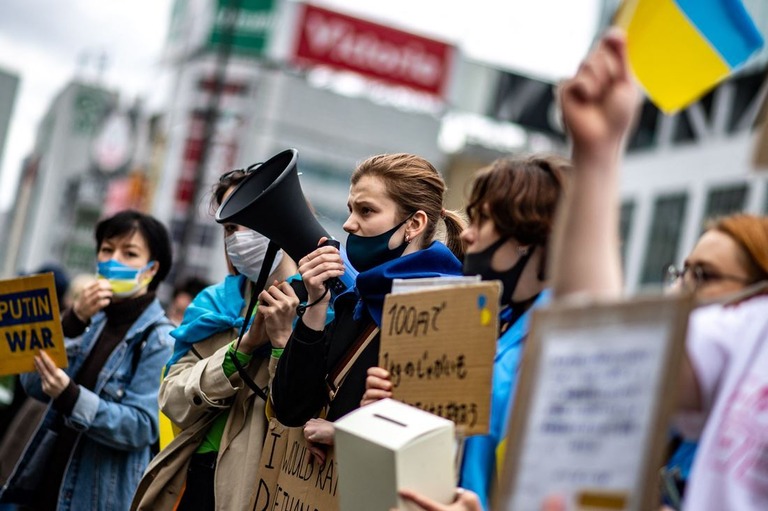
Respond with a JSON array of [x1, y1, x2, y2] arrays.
[[334, 398, 456, 511]]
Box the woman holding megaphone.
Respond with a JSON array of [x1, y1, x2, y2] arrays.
[[270, 154, 465, 445], [132, 166, 302, 511]]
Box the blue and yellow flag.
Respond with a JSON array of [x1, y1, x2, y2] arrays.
[[616, 0, 764, 113]]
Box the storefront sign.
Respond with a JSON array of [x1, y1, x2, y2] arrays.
[[293, 4, 453, 97]]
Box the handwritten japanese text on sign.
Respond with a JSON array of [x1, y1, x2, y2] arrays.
[[379, 282, 500, 435]]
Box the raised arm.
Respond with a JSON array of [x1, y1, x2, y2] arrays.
[[550, 29, 640, 300]]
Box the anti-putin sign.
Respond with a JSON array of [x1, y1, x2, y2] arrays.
[[292, 4, 454, 98]]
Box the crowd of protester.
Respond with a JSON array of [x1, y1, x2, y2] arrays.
[[0, 28, 766, 511]]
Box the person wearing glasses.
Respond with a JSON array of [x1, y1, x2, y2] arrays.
[[550, 29, 768, 511], [664, 214, 768, 299], [132, 166, 301, 511], [661, 213, 768, 509]]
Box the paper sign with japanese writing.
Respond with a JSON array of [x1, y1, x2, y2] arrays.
[[379, 281, 500, 435], [0, 273, 67, 376], [495, 295, 692, 511]]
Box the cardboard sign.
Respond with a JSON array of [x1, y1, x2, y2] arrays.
[[379, 282, 500, 435], [0, 273, 67, 376], [252, 419, 339, 511], [495, 294, 692, 511]]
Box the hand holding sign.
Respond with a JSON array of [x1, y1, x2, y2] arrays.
[[360, 366, 393, 407], [34, 350, 70, 399], [73, 279, 113, 323], [0, 273, 67, 376], [397, 490, 566, 511]]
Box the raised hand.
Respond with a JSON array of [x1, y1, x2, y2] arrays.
[[560, 29, 640, 157]]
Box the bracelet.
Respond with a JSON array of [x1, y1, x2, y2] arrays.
[[271, 348, 284, 359], [296, 286, 330, 317]]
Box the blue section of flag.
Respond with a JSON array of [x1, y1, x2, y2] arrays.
[[676, 0, 764, 68]]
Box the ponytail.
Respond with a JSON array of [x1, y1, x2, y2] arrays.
[[441, 209, 466, 261]]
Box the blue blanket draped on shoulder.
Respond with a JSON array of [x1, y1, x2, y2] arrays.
[[165, 274, 251, 375], [352, 241, 463, 326]]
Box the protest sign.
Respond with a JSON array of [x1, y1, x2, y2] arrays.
[[495, 294, 692, 511], [0, 273, 67, 376], [379, 281, 500, 435], [252, 419, 339, 511]]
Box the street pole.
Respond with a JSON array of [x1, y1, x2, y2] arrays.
[[173, 0, 241, 285]]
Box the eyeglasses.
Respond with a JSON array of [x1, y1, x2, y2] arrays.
[[218, 162, 263, 182], [663, 264, 752, 290]]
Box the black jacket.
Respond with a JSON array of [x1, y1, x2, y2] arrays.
[[271, 292, 379, 426]]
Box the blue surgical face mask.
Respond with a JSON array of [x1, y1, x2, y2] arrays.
[[97, 259, 155, 297], [345, 217, 410, 273]]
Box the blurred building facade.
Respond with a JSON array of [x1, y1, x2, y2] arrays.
[[0, 67, 20, 274], [152, 0, 462, 284], [0, 79, 158, 279]]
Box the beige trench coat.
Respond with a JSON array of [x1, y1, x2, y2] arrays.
[[131, 329, 277, 511]]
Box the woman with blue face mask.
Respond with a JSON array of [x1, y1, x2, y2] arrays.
[[270, 153, 466, 453], [132, 167, 302, 511], [362, 155, 570, 510], [0, 210, 174, 511]]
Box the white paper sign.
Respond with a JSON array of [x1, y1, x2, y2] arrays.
[[496, 295, 691, 511], [511, 324, 667, 509]]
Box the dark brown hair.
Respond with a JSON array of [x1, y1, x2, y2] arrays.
[[466, 154, 571, 277], [351, 153, 465, 260], [95, 210, 173, 291]]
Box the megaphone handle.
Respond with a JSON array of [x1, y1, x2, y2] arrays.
[[295, 239, 347, 316], [319, 238, 347, 296]]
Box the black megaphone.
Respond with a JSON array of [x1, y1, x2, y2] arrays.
[[215, 148, 346, 294]]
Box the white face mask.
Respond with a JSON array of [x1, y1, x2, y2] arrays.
[[225, 230, 283, 282]]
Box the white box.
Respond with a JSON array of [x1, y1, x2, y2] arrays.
[[334, 398, 456, 511]]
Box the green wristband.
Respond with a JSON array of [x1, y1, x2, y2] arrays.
[[271, 348, 284, 359]]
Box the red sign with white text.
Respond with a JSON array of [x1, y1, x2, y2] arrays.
[[293, 4, 453, 97]]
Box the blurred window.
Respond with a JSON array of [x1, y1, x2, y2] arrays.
[[619, 200, 636, 266], [641, 193, 688, 285], [703, 183, 748, 221]]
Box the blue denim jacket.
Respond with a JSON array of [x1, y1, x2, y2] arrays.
[[1, 298, 173, 511]]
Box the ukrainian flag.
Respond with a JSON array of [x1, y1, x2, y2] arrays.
[[616, 0, 764, 113]]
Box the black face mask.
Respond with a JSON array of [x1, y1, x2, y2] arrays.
[[463, 237, 534, 305], [346, 217, 410, 273]]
